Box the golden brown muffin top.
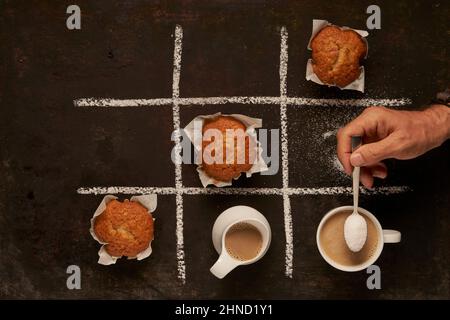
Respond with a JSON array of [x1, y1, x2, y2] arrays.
[[201, 116, 254, 182], [94, 199, 154, 258], [311, 26, 367, 87]]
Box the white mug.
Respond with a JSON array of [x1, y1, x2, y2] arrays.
[[210, 206, 271, 279], [316, 205, 401, 272]]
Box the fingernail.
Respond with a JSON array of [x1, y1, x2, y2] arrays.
[[350, 153, 364, 166], [373, 170, 387, 179]]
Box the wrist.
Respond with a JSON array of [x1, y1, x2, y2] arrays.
[[424, 104, 450, 143]]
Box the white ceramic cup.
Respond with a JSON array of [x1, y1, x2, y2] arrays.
[[316, 205, 401, 272], [210, 206, 271, 279]]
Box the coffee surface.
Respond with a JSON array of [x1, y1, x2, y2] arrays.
[[225, 222, 263, 261], [320, 211, 378, 266]]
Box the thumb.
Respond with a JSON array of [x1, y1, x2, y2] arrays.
[[350, 136, 397, 167]]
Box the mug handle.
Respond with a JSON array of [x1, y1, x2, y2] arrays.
[[383, 229, 401, 243], [210, 252, 238, 279]]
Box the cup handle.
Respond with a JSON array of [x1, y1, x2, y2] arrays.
[[210, 252, 238, 279], [383, 229, 401, 243]]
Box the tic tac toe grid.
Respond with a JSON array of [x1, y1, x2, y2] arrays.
[[75, 25, 411, 284]]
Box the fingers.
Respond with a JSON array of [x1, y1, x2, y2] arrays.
[[370, 162, 388, 179], [350, 135, 398, 167], [360, 167, 374, 188], [337, 120, 365, 175], [359, 163, 388, 188], [336, 106, 393, 187], [337, 107, 384, 174]]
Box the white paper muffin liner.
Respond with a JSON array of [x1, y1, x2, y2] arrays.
[[306, 19, 369, 93], [184, 113, 269, 187], [90, 194, 157, 265]]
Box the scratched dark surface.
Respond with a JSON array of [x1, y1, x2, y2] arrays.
[[0, 0, 449, 299]]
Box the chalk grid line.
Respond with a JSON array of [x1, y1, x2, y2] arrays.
[[77, 186, 412, 196], [75, 97, 412, 108], [172, 25, 186, 284], [75, 25, 412, 283], [279, 26, 293, 278]]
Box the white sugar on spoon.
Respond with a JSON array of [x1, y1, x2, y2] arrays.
[[344, 136, 367, 252]]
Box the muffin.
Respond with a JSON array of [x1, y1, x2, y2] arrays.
[[311, 26, 367, 87], [201, 116, 254, 182], [94, 199, 154, 257]]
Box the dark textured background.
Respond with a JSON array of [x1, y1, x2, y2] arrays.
[[0, 0, 449, 299]]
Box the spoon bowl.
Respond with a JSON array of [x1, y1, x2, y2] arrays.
[[344, 211, 367, 252]]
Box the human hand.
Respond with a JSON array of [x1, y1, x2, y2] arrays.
[[337, 105, 450, 188]]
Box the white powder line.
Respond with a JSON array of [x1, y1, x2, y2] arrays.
[[279, 26, 293, 279], [172, 24, 183, 190], [172, 25, 183, 101], [172, 24, 186, 284], [287, 97, 412, 107], [279, 27, 288, 99], [74, 98, 173, 107], [74, 96, 412, 108], [175, 192, 185, 284], [77, 186, 412, 196], [283, 193, 293, 277], [279, 27, 289, 192]]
